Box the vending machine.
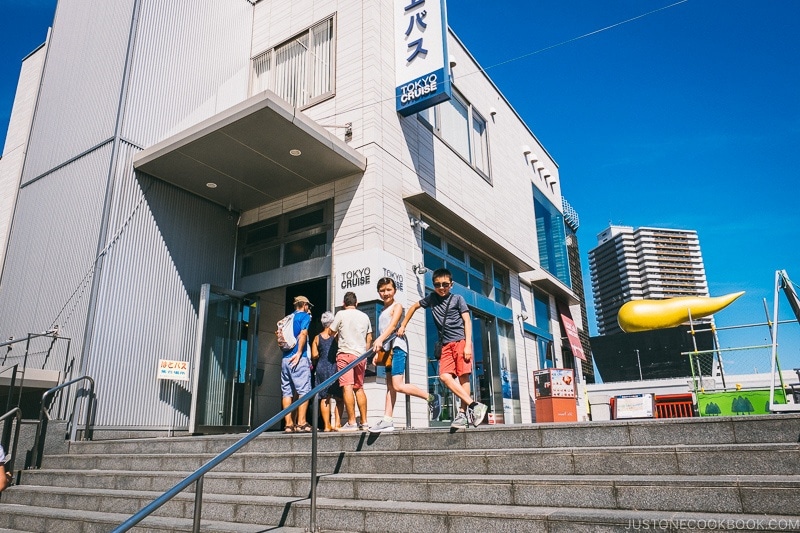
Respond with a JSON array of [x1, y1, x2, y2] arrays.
[[532, 368, 577, 423]]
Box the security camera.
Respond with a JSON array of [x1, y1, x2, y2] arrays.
[[413, 263, 428, 275], [409, 216, 430, 230]]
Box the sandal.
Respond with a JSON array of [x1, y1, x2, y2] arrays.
[[284, 425, 296, 433], [297, 423, 312, 433]]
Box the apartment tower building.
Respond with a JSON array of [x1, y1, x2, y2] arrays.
[[589, 225, 709, 336]]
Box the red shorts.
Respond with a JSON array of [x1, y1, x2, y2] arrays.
[[438, 339, 472, 377], [336, 352, 366, 389]]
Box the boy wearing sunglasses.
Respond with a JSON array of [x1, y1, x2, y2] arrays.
[[398, 268, 488, 429]]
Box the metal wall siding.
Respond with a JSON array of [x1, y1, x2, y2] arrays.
[[21, 0, 136, 183], [0, 145, 112, 364], [121, 0, 252, 147], [84, 141, 237, 428]]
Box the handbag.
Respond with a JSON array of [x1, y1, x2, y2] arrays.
[[433, 340, 442, 360], [375, 347, 393, 367], [433, 295, 452, 360]]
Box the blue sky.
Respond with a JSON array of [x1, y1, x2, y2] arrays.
[[446, 0, 800, 374], [2, 1, 799, 376]]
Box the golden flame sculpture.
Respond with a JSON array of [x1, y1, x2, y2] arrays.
[[617, 292, 745, 333]]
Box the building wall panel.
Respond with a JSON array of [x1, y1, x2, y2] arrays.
[[121, 0, 252, 148], [0, 43, 48, 273], [0, 144, 112, 369], [21, 0, 136, 183], [84, 141, 237, 428]]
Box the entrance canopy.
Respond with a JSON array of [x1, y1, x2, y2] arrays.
[[133, 91, 367, 212]]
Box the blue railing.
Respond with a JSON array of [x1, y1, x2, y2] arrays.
[[113, 339, 391, 532]]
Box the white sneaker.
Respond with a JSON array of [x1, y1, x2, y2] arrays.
[[450, 412, 469, 429], [338, 422, 360, 432], [369, 419, 395, 433], [467, 402, 488, 427]]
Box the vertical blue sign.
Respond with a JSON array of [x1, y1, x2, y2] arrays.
[[395, 0, 452, 116]]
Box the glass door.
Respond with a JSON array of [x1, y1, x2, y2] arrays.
[[471, 313, 503, 422], [189, 284, 259, 434], [425, 309, 503, 425]]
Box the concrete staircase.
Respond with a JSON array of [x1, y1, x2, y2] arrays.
[[1, 414, 799, 532]]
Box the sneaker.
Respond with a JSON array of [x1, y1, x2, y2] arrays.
[[369, 419, 395, 433], [338, 422, 360, 432], [467, 402, 488, 427], [450, 412, 469, 430], [428, 393, 442, 420]]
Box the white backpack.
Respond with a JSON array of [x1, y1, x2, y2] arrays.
[[276, 313, 297, 351]]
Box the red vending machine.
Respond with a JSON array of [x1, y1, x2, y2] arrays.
[[533, 368, 577, 423]]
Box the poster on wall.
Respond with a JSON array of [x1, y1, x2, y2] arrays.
[[558, 304, 586, 361], [333, 249, 407, 305], [394, 0, 452, 116], [157, 359, 190, 381]]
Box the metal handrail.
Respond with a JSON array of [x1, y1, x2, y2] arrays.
[[1, 365, 19, 418], [0, 408, 22, 485], [29, 375, 95, 469], [1, 333, 73, 415], [113, 339, 392, 533]]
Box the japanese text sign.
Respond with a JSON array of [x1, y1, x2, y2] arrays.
[[394, 0, 452, 116], [157, 359, 190, 382]]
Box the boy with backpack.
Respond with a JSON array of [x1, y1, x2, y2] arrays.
[[398, 268, 488, 429], [278, 295, 314, 432]]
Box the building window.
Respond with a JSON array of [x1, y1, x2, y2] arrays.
[[422, 227, 507, 304], [418, 89, 491, 181], [239, 202, 332, 277], [251, 18, 334, 108], [533, 188, 571, 288], [533, 289, 550, 333], [493, 265, 510, 306]]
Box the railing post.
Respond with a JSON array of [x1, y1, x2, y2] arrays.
[[405, 347, 412, 429], [192, 475, 204, 533], [2, 365, 18, 444], [309, 392, 319, 532]]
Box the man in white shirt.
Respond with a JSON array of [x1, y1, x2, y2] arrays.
[[330, 291, 372, 431]]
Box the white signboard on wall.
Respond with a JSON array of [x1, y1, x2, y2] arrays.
[[157, 359, 190, 381], [334, 249, 407, 306], [394, 0, 452, 116]]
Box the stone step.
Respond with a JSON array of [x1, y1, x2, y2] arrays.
[[10, 473, 800, 516], [37, 442, 800, 477], [3, 495, 799, 533], [0, 504, 309, 533], [60, 414, 800, 459]]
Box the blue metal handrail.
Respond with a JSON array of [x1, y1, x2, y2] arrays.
[[113, 339, 390, 532]]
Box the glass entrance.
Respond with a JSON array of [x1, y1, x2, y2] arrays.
[[189, 284, 259, 434], [426, 309, 503, 425], [471, 313, 502, 422]]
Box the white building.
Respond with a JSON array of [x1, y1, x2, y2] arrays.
[[0, 0, 587, 436], [589, 225, 709, 336]]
